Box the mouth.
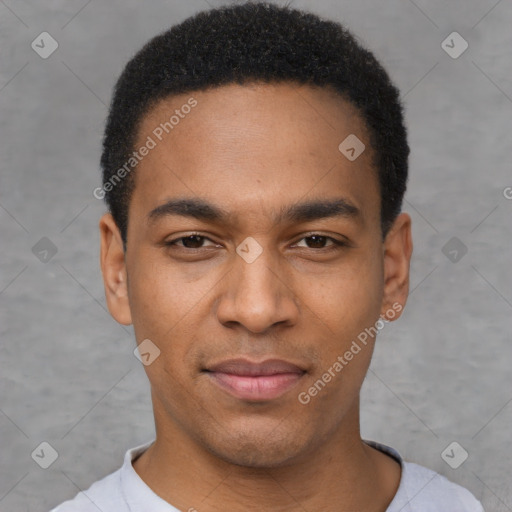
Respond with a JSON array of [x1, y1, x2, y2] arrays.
[[203, 358, 306, 401]]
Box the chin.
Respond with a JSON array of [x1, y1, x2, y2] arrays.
[[204, 431, 309, 469]]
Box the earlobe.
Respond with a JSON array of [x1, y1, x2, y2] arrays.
[[380, 213, 413, 321], [99, 213, 133, 325]]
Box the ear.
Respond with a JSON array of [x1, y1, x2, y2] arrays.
[[99, 213, 132, 325], [380, 212, 413, 321]]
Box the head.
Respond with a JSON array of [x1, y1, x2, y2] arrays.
[[99, 2, 412, 468]]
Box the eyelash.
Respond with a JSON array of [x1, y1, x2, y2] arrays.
[[164, 233, 348, 252]]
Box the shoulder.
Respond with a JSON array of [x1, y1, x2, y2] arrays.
[[364, 440, 483, 512], [392, 460, 484, 511], [49, 468, 126, 512], [48, 440, 154, 512]]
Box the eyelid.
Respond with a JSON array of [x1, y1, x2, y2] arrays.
[[164, 232, 349, 249], [291, 232, 349, 247], [165, 232, 219, 247]]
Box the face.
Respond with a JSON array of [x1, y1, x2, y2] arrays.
[[100, 82, 412, 468]]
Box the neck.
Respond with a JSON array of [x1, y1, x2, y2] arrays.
[[132, 400, 401, 512]]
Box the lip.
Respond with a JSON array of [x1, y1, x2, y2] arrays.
[[204, 358, 306, 401]]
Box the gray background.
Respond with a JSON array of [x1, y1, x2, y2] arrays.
[[0, 0, 511, 510]]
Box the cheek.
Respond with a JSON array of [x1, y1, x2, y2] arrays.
[[127, 265, 169, 338], [127, 253, 201, 336], [126, 253, 218, 375], [297, 266, 382, 413], [127, 262, 203, 392], [303, 254, 384, 342]]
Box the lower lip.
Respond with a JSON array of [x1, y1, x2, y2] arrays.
[[206, 371, 304, 401]]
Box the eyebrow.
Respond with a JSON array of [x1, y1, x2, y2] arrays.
[[147, 196, 361, 226]]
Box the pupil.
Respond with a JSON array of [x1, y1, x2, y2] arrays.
[[183, 235, 203, 248], [308, 235, 325, 248]]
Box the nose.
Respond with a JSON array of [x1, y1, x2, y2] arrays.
[[214, 243, 300, 334]]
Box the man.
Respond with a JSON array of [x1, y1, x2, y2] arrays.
[[52, 2, 484, 510]]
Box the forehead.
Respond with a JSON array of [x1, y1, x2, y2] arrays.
[[129, 82, 379, 230]]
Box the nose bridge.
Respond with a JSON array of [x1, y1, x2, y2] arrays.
[[237, 242, 278, 295], [235, 238, 281, 308], [216, 237, 298, 333]]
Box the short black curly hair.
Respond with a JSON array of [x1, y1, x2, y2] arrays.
[[99, 1, 409, 249]]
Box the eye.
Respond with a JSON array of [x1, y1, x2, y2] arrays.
[[293, 234, 347, 250], [163, 233, 348, 253], [165, 233, 218, 249]]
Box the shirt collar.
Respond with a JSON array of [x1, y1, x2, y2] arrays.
[[120, 438, 409, 511], [120, 439, 180, 512], [363, 439, 413, 511]]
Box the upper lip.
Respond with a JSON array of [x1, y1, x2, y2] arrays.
[[205, 358, 306, 376]]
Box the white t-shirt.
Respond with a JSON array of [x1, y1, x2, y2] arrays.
[[50, 439, 484, 511]]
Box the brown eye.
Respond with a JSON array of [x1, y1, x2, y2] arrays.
[[178, 235, 206, 249], [304, 235, 329, 249], [165, 234, 217, 249], [294, 234, 346, 250]]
